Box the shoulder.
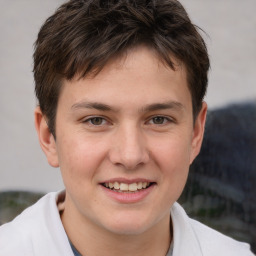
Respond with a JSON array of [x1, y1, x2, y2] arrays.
[[0, 191, 72, 256], [189, 217, 254, 256], [171, 203, 254, 256]]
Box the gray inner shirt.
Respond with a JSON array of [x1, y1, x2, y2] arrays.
[[69, 239, 173, 256]]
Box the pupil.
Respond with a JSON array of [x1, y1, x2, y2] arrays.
[[92, 117, 102, 125], [153, 117, 164, 124]]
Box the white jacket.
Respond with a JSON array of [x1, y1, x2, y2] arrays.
[[0, 192, 254, 256]]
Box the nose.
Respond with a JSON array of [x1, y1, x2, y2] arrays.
[[108, 124, 149, 170]]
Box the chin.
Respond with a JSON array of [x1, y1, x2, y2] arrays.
[[106, 223, 150, 236], [100, 212, 159, 236]]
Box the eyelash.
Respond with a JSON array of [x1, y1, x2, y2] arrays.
[[147, 116, 174, 125], [82, 116, 108, 126], [82, 115, 173, 127]]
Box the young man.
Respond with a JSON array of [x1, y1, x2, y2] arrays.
[[0, 0, 254, 255]]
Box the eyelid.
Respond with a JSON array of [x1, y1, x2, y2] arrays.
[[146, 115, 175, 125], [82, 116, 111, 126]]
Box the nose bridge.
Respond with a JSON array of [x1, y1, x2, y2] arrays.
[[109, 122, 149, 169]]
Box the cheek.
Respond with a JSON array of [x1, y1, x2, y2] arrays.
[[154, 134, 192, 166], [152, 135, 192, 185], [56, 134, 108, 183]]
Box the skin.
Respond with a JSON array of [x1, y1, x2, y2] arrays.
[[35, 46, 207, 256]]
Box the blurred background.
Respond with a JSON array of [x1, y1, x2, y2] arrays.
[[0, 0, 255, 193]]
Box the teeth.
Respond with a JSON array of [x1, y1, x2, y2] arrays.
[[114, 182, 120, 190], [128, 183, 138, 191], [120, 183, 129, 191], [137, 182, 142, 189], [104, 181, 151, 192]]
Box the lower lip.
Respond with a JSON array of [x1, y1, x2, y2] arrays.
[[100, 184, 155, 203]]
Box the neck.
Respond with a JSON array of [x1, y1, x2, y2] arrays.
[[62, 206, 172, 256]]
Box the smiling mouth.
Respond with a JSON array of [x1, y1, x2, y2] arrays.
[[101, 181, 155, 193]]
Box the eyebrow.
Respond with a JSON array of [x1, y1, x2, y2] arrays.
[[71, 100, 184, 112], [141, 101, 185, 112], [71, 101, 114, 111]]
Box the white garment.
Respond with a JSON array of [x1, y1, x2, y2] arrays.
[[0, 191, 254, 256]]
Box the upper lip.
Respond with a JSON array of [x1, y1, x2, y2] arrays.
[[100, 178, 155, 184]]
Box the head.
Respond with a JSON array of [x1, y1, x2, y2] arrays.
[[34, 0, 209, 138], [33, 0, 210, 244]]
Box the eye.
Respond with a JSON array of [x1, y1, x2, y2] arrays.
[[147, 116, 172, 125], [152, 116, 166, 124], [84, 117, 107, 126]]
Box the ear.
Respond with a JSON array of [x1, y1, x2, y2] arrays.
[[190, 102, 207, 164], [34, 106, 59, 167]]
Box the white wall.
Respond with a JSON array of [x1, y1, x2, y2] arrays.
[[182, 0, 256, 107], [0, 0, 255, 192]]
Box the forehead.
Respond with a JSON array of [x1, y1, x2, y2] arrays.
[[59, 46, 191, 112], [90, 46, 186, 83]]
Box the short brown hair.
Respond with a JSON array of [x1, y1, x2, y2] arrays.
[[34, 0, 210, 137]]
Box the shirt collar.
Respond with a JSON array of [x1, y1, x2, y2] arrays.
[[170, 202, 203, 256]]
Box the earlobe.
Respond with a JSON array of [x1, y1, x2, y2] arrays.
[[34, 107, 59, 167], [190, 102, 207, 164]]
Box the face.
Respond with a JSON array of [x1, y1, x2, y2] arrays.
[[36, 47, 206, 237]]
